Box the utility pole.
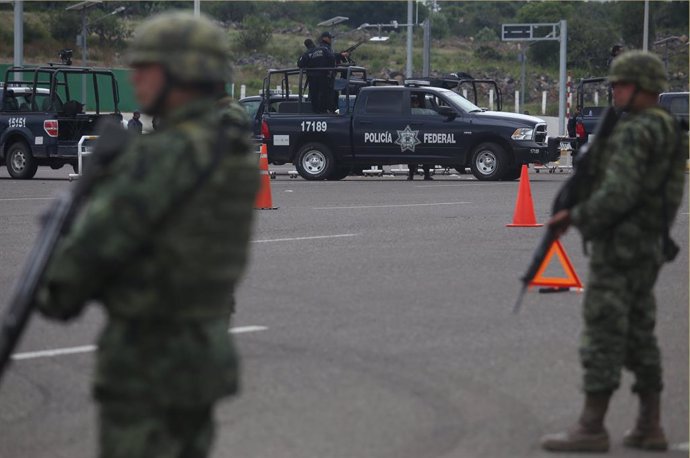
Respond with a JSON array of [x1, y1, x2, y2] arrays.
[[81, 8, 87, 101], [13, 0, 23, 78], [519, 46, 526, 112], [642, 0, 650, 51], [406, 0, 413, 78], [422, 18, 430, 77], [194, 0, 200, 17], [558, 20, 567, 135]]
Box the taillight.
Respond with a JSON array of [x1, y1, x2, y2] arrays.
[[576, 121, 586, 139], [44, 120, 58, 137], [261, 120, 270, 140]]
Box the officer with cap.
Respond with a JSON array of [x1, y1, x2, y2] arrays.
[[35, 12, 258, 458], [319, 31, 350, 64], [303, 31, 349, 113], [542, 51, 686, 453]]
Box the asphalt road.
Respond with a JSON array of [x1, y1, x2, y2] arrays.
[[0, 166, 687, 458]]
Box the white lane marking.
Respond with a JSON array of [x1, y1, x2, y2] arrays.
[[415, 184, 486, 188], [672, 442, 689, 451], [11, 326, 268, 361], [230, 325, 269, 334], [0, 197, 53, 202], [252, 234, 357, 243], [12, 345, 97, 360], [313, 202, 471, 210]]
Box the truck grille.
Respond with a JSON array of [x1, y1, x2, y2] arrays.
[[534, 123, 547, 145]]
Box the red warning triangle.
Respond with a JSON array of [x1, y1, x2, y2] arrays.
[[530, 240, 583, 289]]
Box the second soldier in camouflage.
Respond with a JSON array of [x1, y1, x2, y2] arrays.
[[542, 51, 686, 453]]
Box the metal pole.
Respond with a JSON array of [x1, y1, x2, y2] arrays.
[[406, 0, 413, 78], [194, 0, 200, 17], [82, 8, 87, 104], [642, 0, 649, 51], [558, 20, 567, 136], [519, 48, 526, 112], [422, 18, 430, 77], [13, 0, 23, 78]]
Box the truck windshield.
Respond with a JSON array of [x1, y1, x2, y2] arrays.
[[438, 89, 483, 113]]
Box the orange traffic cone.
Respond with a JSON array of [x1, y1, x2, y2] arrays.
[[529, 240, 583, 290], [507, 165, 543, 227], [255, 144, 277, 210]]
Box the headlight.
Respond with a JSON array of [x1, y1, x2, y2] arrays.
[[511, 128, 534, 140]]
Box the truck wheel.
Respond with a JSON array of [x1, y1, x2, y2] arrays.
[[503, 163, 522, 181], [469, 142, 508, 181], [6, 141, 38, 179], [327, 167, 350, 181], [295, 142, 336, 180]]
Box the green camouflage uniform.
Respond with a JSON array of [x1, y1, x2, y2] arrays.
[[570, 102, 686, 395], [37, 13, 258, 458]]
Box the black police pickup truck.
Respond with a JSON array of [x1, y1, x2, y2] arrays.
[[0, 65, 121, 179], [262, 69, 554, 181]]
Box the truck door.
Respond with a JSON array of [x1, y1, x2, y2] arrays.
[[352, 90, 407, 163], [410, 91, 469, 164]]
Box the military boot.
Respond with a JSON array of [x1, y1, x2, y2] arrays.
[[623, 391, 668, 451], [541, 392, 611, 453]]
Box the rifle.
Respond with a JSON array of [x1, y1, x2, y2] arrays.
[[513, 107, 620, 313], [340, 40, 366, 65], [0, 121, 129, 385]]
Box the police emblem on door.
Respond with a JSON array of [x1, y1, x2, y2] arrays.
[[395, 125, 421, 153]]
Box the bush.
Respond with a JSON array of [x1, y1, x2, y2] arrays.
[[475, 27, 498, 43], [235, 16, 272, 52], [25, 17, 50, 44], [474, 45, 502, 60], [50, 11, 82, 43]]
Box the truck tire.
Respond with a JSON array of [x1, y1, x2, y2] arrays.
[[327, 167, 350, 181], [503, 163, 522, 181], [6, 141, 38, 179], [295, 142, 336, 180], [469, 142, 508, 181]]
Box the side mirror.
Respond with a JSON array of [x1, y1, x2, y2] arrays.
[[437, 106, 457, 120]]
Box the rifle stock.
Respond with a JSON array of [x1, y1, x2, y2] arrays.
[[0, 120, 129, 386], [513, 106, 620, 313], [513, 228, 557, 313], [0, 194, 74, 381]]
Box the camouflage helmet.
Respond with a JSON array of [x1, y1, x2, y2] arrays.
[[608, 50, 667, 93], [127, 12, 231, 84]]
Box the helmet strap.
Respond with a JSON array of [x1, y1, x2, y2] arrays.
[[622, 85, 641, 113], [145, 67, 176, 117]]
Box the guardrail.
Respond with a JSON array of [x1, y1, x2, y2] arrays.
[[68, 135, 98, 181]]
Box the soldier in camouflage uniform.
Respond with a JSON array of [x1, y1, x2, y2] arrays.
[[542, 51, 686, 452], [35, 12, 258, 458]]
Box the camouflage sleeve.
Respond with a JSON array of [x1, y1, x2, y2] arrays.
[[570, 121, 652, 240], [38, 132, 204, 320]]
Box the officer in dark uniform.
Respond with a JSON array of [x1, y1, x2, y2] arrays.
[[298, 39, 317, 94], [303, 32, 350, 113]]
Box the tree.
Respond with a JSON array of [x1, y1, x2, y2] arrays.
[[314, 2, 408, 28], [88, 11, 128, 48], [234, 15, 272, 53], [205, 2, 256, 23], [50, 10, 82, 43], [567, 6, 619, 75], [615, 2, 655, 50], [516, 2, 574, 68]]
